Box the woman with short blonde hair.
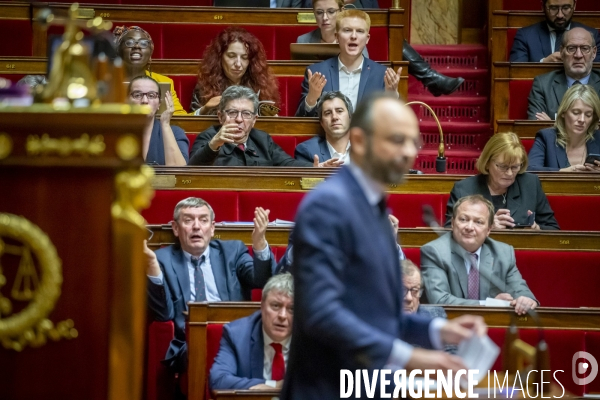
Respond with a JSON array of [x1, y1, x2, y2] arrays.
[[528, 84, 600, 172], [444, 132, 559, 230]]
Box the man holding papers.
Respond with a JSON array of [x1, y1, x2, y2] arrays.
[[421, 194, 538, 315]]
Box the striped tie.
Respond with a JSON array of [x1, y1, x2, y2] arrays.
[[467, 253, 479, 300], [191, 255, 206, 301]]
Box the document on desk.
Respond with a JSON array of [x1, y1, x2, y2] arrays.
[[484, 297, 511, 307], [457, 333, 500, 383]]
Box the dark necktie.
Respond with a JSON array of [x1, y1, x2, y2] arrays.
[[554, 30, 565, 52], [237, 144, 245, 152], [572, 80, 582, 87], [271, 343, 285, 380], [467, 253, 479, 300], [191, 255, 206, 301], [377, 196, 388, 216]]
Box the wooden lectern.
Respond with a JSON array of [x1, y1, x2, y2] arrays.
[[0, 105, 152, 400]]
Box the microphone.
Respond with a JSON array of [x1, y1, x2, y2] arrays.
[[406, 101, 447, 173]]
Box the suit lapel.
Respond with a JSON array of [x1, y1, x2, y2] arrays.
[[450, 240, 469, 298], [538, 22, 553, 57], [507, 176, 522, 218], [357, 59, 372, 103], [251, 317, 265, 379], [172, 247, 192, 303], [329, 58, 340, 91], [209, 243, 230, 301], [555, 142, 569, 168], [479, 244, 494, 300], [319, 137, 331, 159], [552, 73, 568, 118]]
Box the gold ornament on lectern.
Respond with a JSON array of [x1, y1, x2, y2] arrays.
[[112, 165, 155, 229], [0, 213, 77, 352]]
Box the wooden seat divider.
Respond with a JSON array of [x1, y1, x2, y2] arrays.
[[31, 4, 407, 62], [185, 301, 600, 400]]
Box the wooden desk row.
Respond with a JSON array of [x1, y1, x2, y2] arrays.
[[150, 167, 600, 196], [147, 225, 600, 252], [186, 302, 600, 400]]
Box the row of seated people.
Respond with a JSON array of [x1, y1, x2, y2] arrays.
[[145, 192, 537, 395]]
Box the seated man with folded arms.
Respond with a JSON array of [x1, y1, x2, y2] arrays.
[[528, 27, 600, 120], [295, 91, 352, 165], [509, 0, 600, 63], [144, 197, 277, 372], [189, 86, 338, 167], [295, 9, 401, 117], [210, 273, 293, 391], [421, 195, 538, 316], [401, 259, 456, 354]]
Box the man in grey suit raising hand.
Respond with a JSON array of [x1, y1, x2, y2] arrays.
[[421, 194, 538, 315]]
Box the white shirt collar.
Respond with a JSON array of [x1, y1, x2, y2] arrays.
[[347, 163, 385, 207], [182, 246, 210, 263], [262, 329, 292, 350], [338, 56, 364, 74], [326, 140, 351, 163]]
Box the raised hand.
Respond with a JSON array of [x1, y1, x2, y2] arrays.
[[159, 91, 175, 126], [200, 95, 222, 115], [252, 207, 271, 251], [209, 123, 244, 151], [384, 66, 402, 93], [306, 69, 327, 107]]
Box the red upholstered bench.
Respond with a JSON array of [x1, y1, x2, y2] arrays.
[[508, 80, 533, 120], [547, 196, 600, 231], [0, 20, 32, 57], [502, 0, 599, 10], [142, 190, 240, 223], [146, 321, 176, 400]]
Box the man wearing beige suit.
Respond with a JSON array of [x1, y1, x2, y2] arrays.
[[421, 194, 538, 315]]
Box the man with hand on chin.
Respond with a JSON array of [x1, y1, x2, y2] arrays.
[[295, 9, 402, 117], [144, 197, 277, 372], [189, 85, 338, 167]]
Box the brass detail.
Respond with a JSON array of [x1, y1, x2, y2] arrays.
[[5, 64, 15, 70], [152, 174, 176, 189], [300, 177, 324, 190], [99, 12, 110, 18], [213, 235, 221, 239], [181, 179, 192, 185], [115, 134, 139, 161], [297, 13, 316, 23], [0, 213, 77, 351], [392, 0, 400, 8], [77, 8, 95, 19], [213, 15, 223, 20], [512, 339, 536, 371], [112, 165, 155, 229], [594, 186, 600, 190], [388, 183, 398, 188], [284, 181, 295, 186], [26, 133, 106, 157], [517, 316, 528, 322], [559, 240, 570, 245], [0, 133, 13, 160]]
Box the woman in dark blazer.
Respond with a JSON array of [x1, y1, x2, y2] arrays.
[[444, 132, 559, 230], [528, 84, 600, 172]]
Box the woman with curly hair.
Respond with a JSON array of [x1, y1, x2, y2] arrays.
[[190, 27, 280, 115], [113, 25, 186, 115]]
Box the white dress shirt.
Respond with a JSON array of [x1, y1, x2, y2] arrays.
[[543, 23, 572, 61], [326, 140, 351, 165], [347, 164, 446, 369], [262, 331, 291, 387]]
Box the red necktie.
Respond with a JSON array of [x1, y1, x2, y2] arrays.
[[237, 144, 245, 151], [270, 343, 285, 380]]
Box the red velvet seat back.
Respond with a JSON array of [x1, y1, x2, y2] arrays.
[[547, 196, 600, 231], [388, 194, 446, 228], [146, 321, 176, 400], [206, 324, 225, 394], [142, 190, 239, 223], [502, 0, 600, 10], [508, 80, 533, 119], [0, 20, 32, 56]]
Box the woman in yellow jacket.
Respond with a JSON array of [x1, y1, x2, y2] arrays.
[[113, 25, 187, 115]]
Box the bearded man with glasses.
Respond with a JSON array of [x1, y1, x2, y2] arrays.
[[189, 86, 338, 166], [528, 27, 600, 120], [510, 0, 600, 63]]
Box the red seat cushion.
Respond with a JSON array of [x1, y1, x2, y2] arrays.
[[0, 20, 32, 56], [170, 75, 198, 113], [503, 0, 600, 10], [143, 190, 239, 223], [508, 80, 533, 119], [388, 194, 446, 228], [272, 135, 297, 157], [279, 76, 305, 117], [547, 196, 600, 231]]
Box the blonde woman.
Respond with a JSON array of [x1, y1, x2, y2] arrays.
[[444, 132, 560, 230], [528, 84, 600, 172]]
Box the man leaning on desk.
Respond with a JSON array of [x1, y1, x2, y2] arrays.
[[421, 195, 538, 316]]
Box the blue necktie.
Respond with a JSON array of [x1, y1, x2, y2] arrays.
[[191, 255, 206, 301]]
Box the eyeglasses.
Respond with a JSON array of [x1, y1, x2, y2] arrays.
[[403, 287, 423, 298], [224, 109, 256, 120], [315, 8, 339, 18], [130, 91, 159, 100], [546, 4, 573, 14], [123, 39, 152, 49], [494, 162, 522, 173], [564, 45, 595, 55]]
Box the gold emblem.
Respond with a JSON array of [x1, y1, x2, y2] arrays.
[[116, 134, 140, 161], [26, 133, 105, 157], [112, 165, 155, 229], [0, 133, 12, 160], [0, 213, 77, 351]]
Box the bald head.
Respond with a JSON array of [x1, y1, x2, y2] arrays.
[[561, 27, 597, 80], [349, 93, 420, 185]]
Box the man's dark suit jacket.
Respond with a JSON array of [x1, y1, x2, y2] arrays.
[[295, 57, 388, 117], [210, 311, 267, 390], [147, 241, 275, 371], [444, 173, 560, 230], [281, 166, 434, 400], [527, 69, 600, 120], [509, 21, 600, 62], [294, 136, 332, 163], [188, 125, 313, 166], [528, 127, 600, 171]]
